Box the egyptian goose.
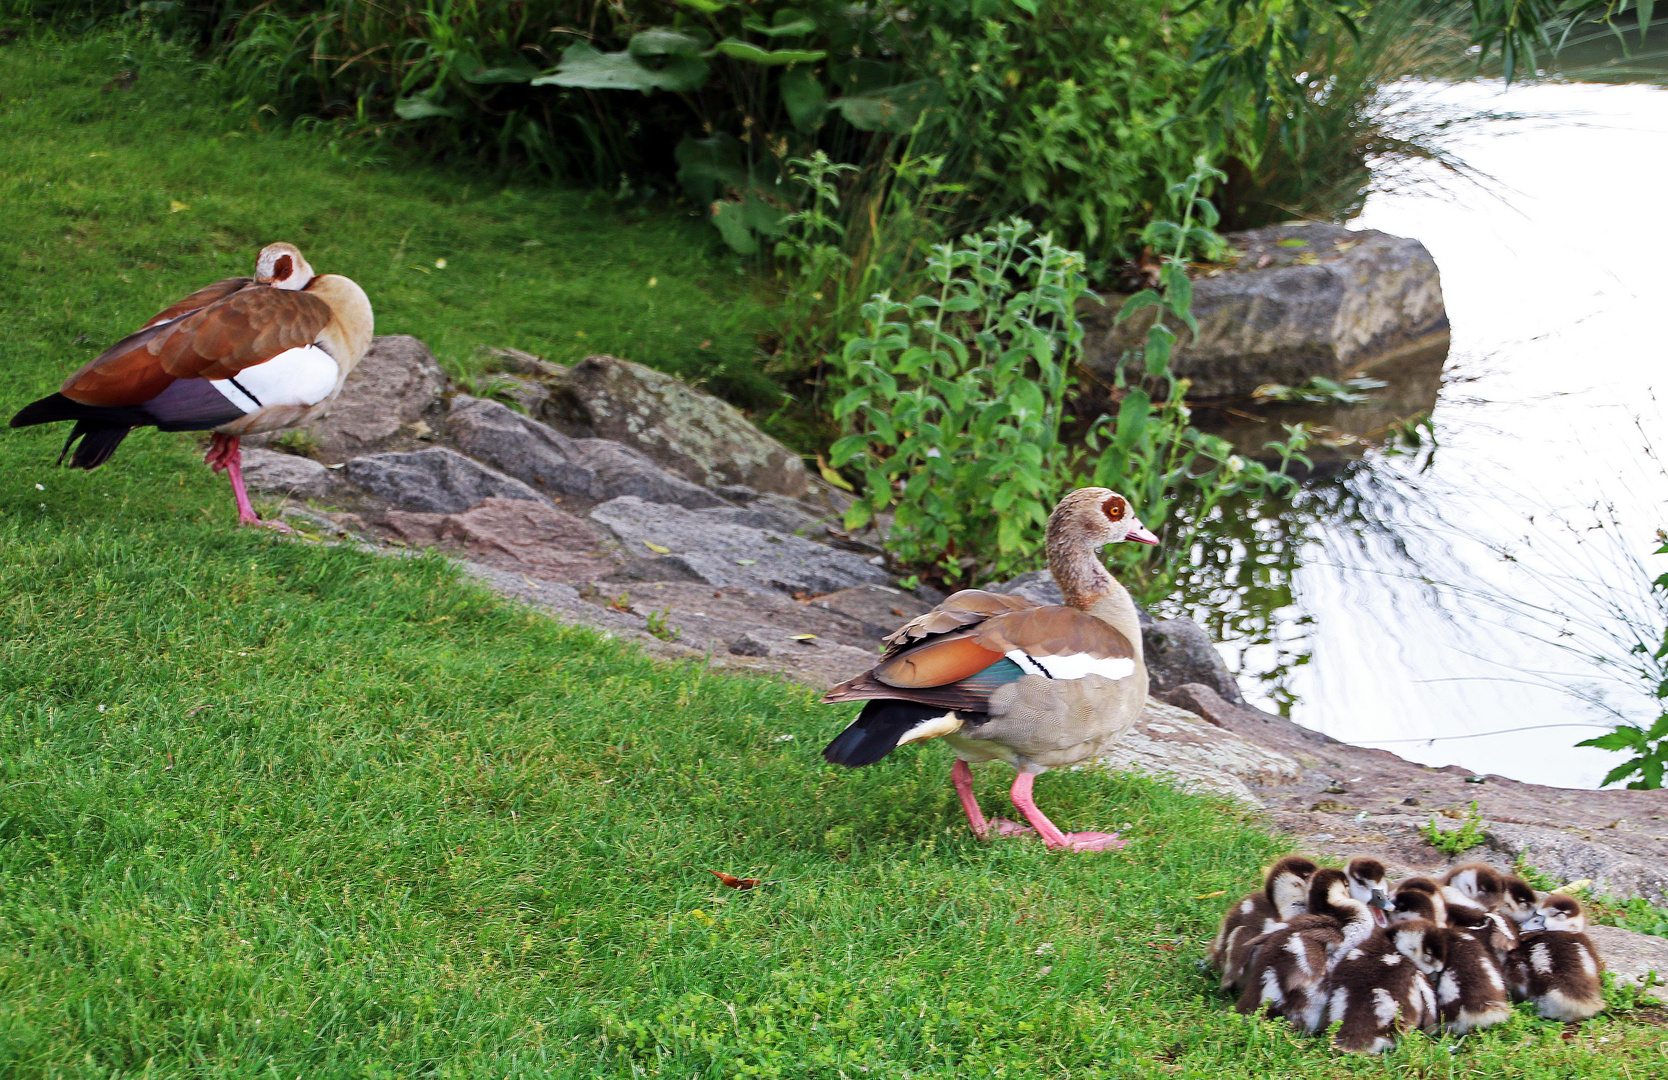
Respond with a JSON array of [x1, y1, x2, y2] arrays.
[[1235, 868, 1389, 1031], [1211, 855, 1318, 992], [1323, 919, 1444, 1053], [821, 488, 1158, 852], [1344, 857, 1391, 910], [9, 243, 373, 529], [1506, 894, 1604, 1021]]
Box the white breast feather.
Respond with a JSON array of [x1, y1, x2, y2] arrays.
[[1371, 987, 1400, 1026], [1005, 650, 1135, 681], [211, 345, 339, 412]]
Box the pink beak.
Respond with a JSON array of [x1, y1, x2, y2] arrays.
[[1125, 520, 1160, 546]]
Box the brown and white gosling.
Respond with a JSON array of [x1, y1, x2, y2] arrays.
[[1345, 857, 1391, 912], [1236, 868, 1390, 1033], [1390, 877, 1447, 927], [1211, 856, 1318, 993], [1442, 862, 1539, 926], [1433, 920, 1513, 1033], [1322, 919, 1445, 1054], [1506, 894, 1605, 1022]]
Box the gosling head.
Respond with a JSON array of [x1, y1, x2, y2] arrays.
[[1390, 887, 1442, 927], [1392, 920, 1448, 977], [1393, 877, 1448, 926], [1264, 856, 1320, 919], [1346, 857, 1392, 921], [1522, 893, 1586, 934], [254, 242, 315, 291], [1498, 875, 1539, 924], [1441, 862, 1506, 908]]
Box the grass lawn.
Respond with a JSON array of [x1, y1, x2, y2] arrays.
[[2, 26, 1667, 1080]]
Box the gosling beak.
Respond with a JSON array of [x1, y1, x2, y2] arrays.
[[1523, 914, 1546, 932], [1125, 519, 1160, 546], [1371, 889, 1394, 911]]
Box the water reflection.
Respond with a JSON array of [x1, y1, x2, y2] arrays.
[[1171, 79, 1668, 787]]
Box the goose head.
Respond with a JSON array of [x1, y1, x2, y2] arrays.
[[1522, 893, 1585, 934], [1391, 920, 1448, 977], [1046, 488, 1159, 552], [1393, 877, 1448, 926], [1345, 857, 1392, 917], [1264, 855, 1319, 919], [255, 242, 316, 291], [1308, 868, 1383, 928]]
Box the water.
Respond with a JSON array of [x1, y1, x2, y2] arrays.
[[1174, 79, 1668, 789]]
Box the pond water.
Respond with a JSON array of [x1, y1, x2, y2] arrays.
[[1171, 78, 1668, 789]]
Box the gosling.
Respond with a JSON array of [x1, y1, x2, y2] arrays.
[[1211, 855, 1318, 993], [1323, 919, 1445, 1054], [1506, 894, 1604, 1022]]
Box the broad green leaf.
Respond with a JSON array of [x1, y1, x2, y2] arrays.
[[674, 0, 731, 11], [532, 42, 708, 93], [1116, 289, 1161, 323], [629, 28, 710, 57], [1145, 322, 1175, 377], [743, 9, 818, 37], [394, 96, 459, 120], [1577, 728, 1644, 752], [673, 133, 747, 205], [830, 80, 935, 133], [462, 60, 540, 84], [829, 434, 869, 468], [779, 66, 826, 132], [712, 39, 826, 66], [711, 200, 758, 254]]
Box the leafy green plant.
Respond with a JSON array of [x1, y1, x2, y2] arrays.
[[826, 160, 1299, 592], [1252, 376, 1387, 404], [1578, 535, 1668, 789], [646, 608, 682, 642], [1420, 800, 1486, 855], [828, 218, 1089, 584]]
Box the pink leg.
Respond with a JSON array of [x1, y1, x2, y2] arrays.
[[213, 436, 293, 532], [951, 759, 990, 838], [1008, 772, 1126, 853]]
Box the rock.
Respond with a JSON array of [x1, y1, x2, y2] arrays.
[[1080, 224, 1449, 400], [254, 335, 448, 462], [588, 495, 892, 596], [540, 354, 809, 497], [1097, 699, 1303, 806], [1483, 821, 1668, 908], [807, 584, 931, 640], [240, 447, 336, 499], [445, 395, 724, 509], [380, 498, 619, 581], [344, 447, 546, 514], [992, 569, 1065, 606], [1586, 925, 1668, 998], [1145, 615, 1245, 704], [729, 631, 778, 657]]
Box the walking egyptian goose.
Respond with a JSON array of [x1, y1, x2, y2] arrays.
[[9, 243, 372, 529], [821, 488, 1158, 852]]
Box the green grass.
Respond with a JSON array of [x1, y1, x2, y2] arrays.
[[2, 27, 1668, 1080], [0, 28, 774, 411]]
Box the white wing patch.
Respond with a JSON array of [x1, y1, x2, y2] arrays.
[[1005, 650, 1135, 681], [211, 344, 339, 413]]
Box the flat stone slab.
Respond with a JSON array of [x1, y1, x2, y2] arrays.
[[252, 334, 449, 461], [1098, 699, 1303, 806], [381, 497, 620, 581], [1081, 223, 1449, 400], [345, 447, 546, 514], [1587, 924, 1668, 999], [241, 448, 336, 500], [446, 395, 723, 509], [589, 495, 891, 596]]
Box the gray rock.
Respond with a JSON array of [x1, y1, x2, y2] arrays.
[[1483, 821, 1668, 908], [991, 569, 1065, 606], [1145, 615, 1245, 704], [344, 447, 546, 514], [240, 448, 336, 499], [729, 631, 782, 657], [445, 395, 724, 509], [379, 497, 619, 582], [1081, 224, 1449, 400], [589, 495, 891, 596], [1586, 925, 1668, 996], [539, 354, 810, 497], [254, 335, 448, 462], [807, 584, 931, 640]]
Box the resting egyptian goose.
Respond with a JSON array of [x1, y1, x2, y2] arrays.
[[1323, 920, 1444, 1053], [1211, 855, 1318, 992], [1507, 894, 1604, 1021], [9, 243, 373, 529], [1236, 868, 1389, 1032], [821, 488, 1158, 852]]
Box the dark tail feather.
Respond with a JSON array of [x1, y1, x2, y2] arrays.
[[11, 392, 80, 428], [823, 700, 966, 768], [63, 423, 133, 469]]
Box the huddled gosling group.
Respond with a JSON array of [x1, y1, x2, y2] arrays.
[[1210, 856, 1604, 1054]]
